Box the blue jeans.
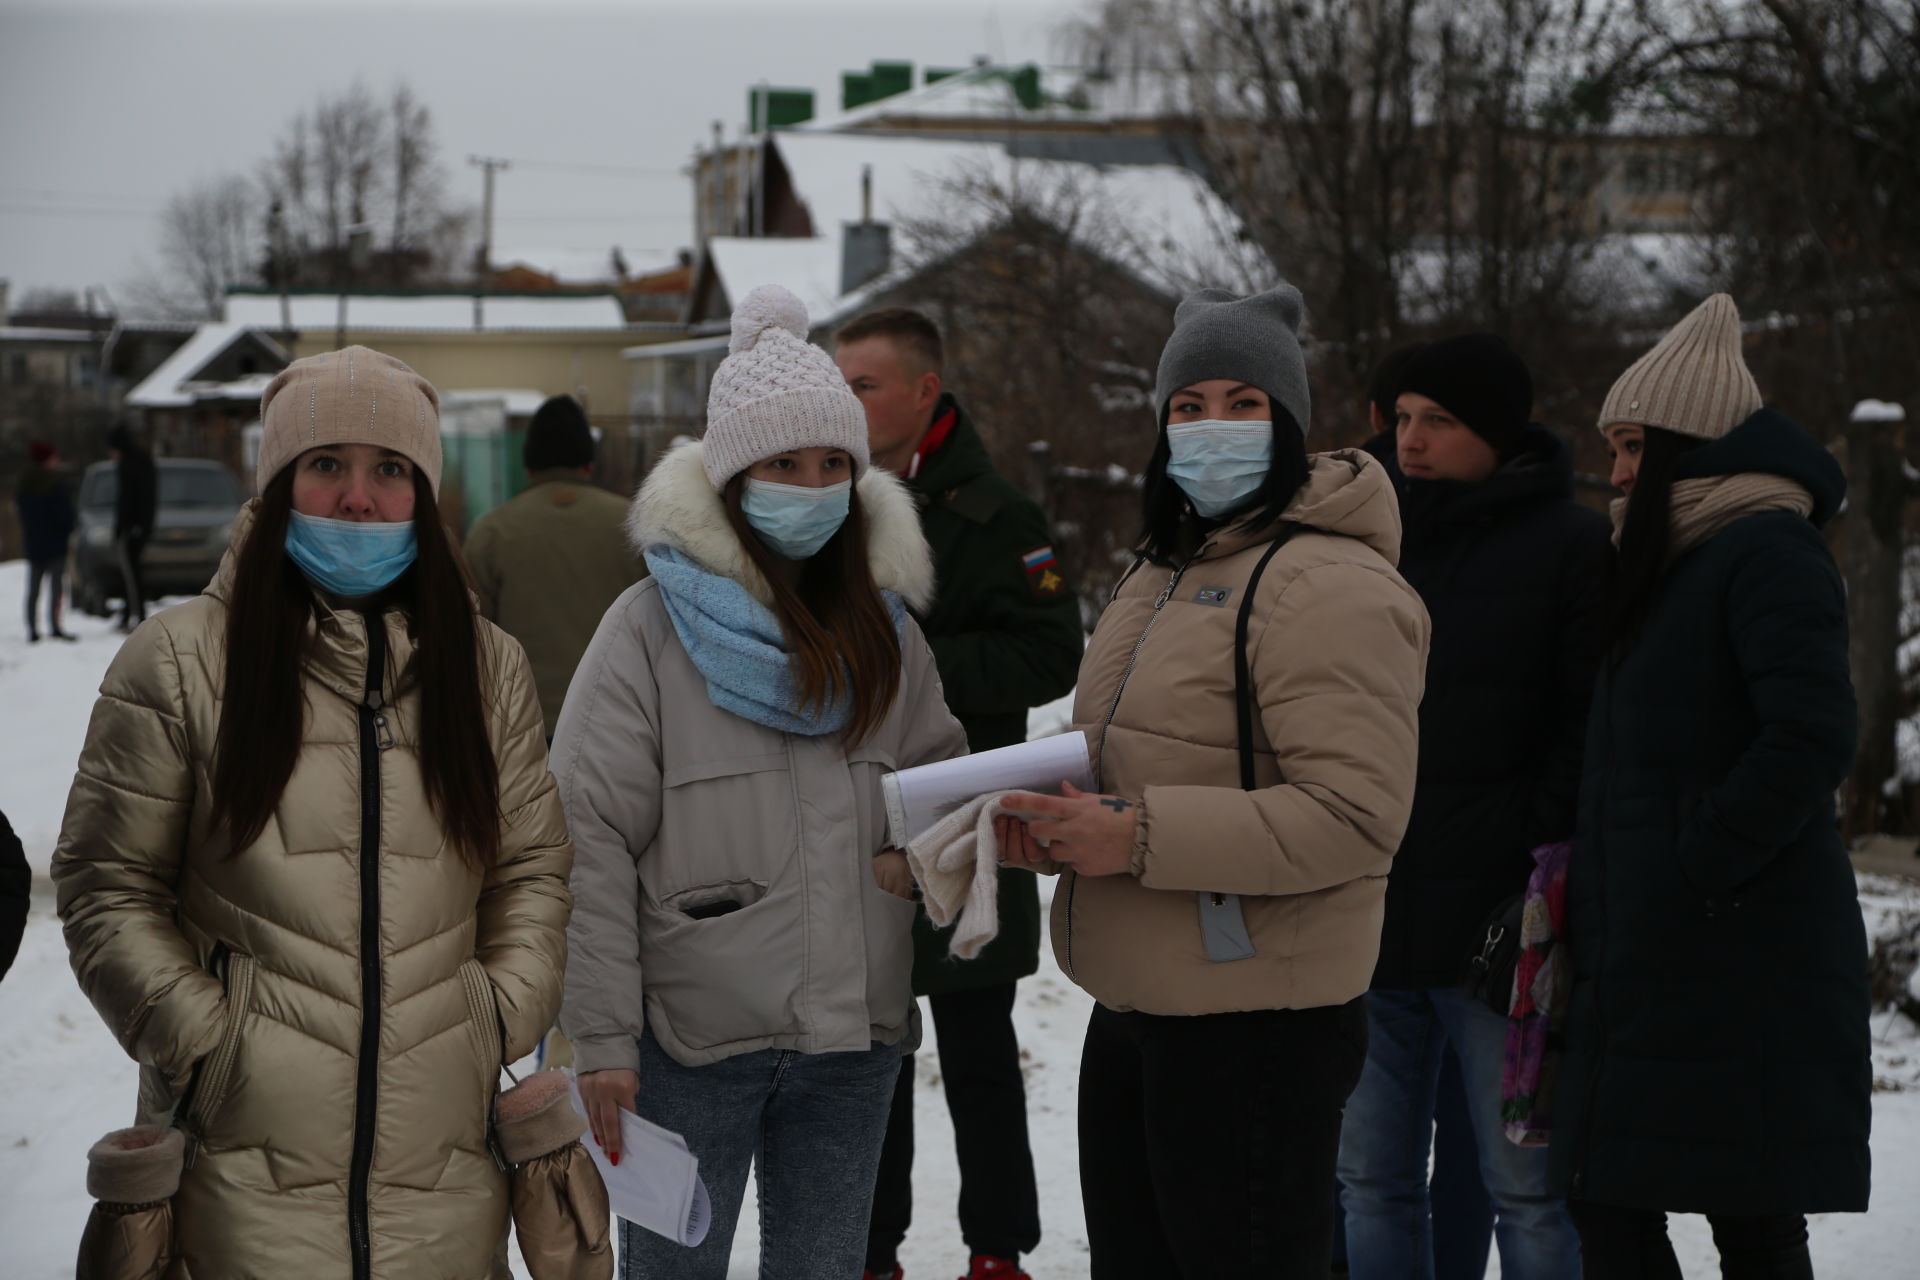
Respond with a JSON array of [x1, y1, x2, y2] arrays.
[[1333, 1052, 1490, 1277], [1338, 988, 1581, 1280], [617, 1029, 904, 1280]]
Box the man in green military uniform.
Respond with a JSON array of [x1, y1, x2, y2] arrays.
[[836, 309, 1082, 1280]]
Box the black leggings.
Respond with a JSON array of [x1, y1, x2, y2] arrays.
[[25, 557, 64, 635], [1570, 1199, 1813, 1280]]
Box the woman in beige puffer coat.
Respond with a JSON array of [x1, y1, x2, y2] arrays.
[[999, 284, 1430, 1280], [53, 347, 573, 1280]]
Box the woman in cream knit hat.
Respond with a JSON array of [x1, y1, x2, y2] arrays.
[[556, 286, 967, 1280], [51, 345, 576, 1279], [1551, 295, 1870, 1276]]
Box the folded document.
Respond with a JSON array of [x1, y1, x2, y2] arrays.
[[882, 731, 1094, 849], [567, 1074, 711, 1247]]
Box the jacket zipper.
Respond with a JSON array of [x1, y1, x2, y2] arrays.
[[349, 612, 392, 1280], [1064, 554, 1195, 977]]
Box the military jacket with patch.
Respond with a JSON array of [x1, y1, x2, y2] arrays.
[[904, 395, 1083, 992]]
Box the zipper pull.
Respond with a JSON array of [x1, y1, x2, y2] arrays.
[[179, 1117, 203, 1170], [373, 711, 394, 752], [1152, 560, 1193, 609]]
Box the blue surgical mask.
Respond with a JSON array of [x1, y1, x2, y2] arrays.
[[1166, 419, 1274, 517], [285, 510, 418, 598], [741, 478, 852, 560]]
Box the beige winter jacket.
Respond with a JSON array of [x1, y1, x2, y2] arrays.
[[464, 472, 645, 738], [1056, 450, 1430, 1015], [52, 504, 573, 1280], [555, 442, 968, 1072]]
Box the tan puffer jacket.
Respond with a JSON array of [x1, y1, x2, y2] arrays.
[[52, 505, 573, 1280], [1056, 450, 1429, 1015]]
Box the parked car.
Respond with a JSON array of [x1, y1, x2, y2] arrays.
[[69, 458, 243, 617]]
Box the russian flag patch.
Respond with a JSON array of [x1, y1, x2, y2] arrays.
[[1021, 545, 1057, 571]]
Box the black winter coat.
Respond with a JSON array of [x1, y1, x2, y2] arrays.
[[1549, 409, 1870, 1214], [114, 444, 157, 538], [0, 809, 27, 982], [1363, 426, 1614, 990], [906, 396, 1083, 994], [14, 462, 77, 564]]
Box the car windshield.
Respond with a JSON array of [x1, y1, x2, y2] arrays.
[[84, 466, 241, 511]]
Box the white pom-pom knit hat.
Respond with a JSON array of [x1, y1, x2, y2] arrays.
[[701, 284, 871, 489]]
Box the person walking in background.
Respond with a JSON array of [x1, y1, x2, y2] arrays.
[[1338, 334, 1605, 1280], [105, 423, 156, 632], [463, 392, 644, 740], [1553, 294, 1869, 1278], [559, 286, 969, 1280], [52, 347, 573, 1277], [835, 307, 1081, 1280], [15, 439, 78, 642], [998, 283, 1430, 1280]]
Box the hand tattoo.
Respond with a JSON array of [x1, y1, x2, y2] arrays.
[[1099, 796, 1135, 813]]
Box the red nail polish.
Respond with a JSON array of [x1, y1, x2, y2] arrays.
[[610, 1152, 620, 1166]]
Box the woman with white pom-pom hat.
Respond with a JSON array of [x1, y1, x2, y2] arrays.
[[554, 285, 969, 1279]]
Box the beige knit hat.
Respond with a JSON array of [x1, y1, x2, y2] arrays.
[[257, 346, 443, 494], [1597, 293, 1762, 440], [702, 285, 869, 489]]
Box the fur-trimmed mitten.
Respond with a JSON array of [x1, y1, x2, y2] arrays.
[[496, 1071, 612, 1280], [76, 1125, 184, 1280]]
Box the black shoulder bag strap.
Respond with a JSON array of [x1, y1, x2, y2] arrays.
[[1235, 524, 1298, 789], [1199, 522, 1300, 964]]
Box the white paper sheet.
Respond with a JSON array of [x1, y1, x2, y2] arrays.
[[882, 730, 1095, 848], [566, 1074, 712, 1247]]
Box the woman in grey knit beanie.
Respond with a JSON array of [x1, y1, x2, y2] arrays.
[[995, 283, 1429, 1278]]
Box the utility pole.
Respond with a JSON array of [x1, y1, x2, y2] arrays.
[[269, 198, 292, 339], [468, 155, 510, 330]]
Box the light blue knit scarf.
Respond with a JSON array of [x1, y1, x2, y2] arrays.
[[644, 545, 907, 736]]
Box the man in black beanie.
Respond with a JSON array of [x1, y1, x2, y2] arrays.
[[463, 394, 642, 740], [1339, 334, 1609, 1280]]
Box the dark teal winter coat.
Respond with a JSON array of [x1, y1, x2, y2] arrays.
[[1549, 409, 1870, 1214]]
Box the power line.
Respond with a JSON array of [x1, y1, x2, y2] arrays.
[[0, 203, 159, 219], [500, 159, 685, 178]]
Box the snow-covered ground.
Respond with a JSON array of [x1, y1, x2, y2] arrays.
[[1, 559, 1916, 1278]]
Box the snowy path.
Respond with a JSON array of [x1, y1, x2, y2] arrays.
[[1, 560, 1915, 1278]]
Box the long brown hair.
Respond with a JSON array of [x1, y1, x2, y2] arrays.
[[721, 478, 902, 744], [1610, 426, 1706, 662], [211, 470, 500, 866]]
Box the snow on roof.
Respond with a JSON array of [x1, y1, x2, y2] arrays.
[[124, 323, 287, 409], [797, 63, 1183, 133], [624, 332, 731, 361], [0, 326, 99, 343], [221, 292, 628, 332], [769, 132, 1251, 297], [441, 388, 551, 417], [708, 236, 847, 321], [1400, 233, 1717, 326], [494, 246, 680, 285], [1852, 399, 1907, 423]]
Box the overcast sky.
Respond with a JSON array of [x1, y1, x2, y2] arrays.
[[0, 0, 1080, 306]]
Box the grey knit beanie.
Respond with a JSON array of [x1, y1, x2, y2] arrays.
[[1153, 284, 1311, 435], [702, 285, 870, 489], [1597, 293, 1762, 440]]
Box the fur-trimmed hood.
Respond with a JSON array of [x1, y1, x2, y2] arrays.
[[627, 439, 936, 611]]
